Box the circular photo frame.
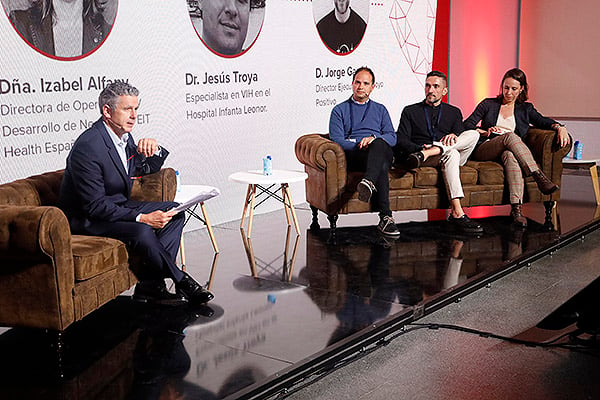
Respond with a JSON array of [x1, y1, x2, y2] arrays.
[[313, 0, 369, 55], [188, 0, 266, 58], [2, 0, 117, 61]]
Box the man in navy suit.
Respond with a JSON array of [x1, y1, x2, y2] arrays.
[[59, 81, 213, 306]]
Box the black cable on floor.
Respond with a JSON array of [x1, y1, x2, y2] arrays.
[[408, 322, 599, 354]]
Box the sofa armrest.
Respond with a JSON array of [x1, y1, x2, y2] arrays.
[[295, 134, 347, 173], [295, 134, 348, 214], [0, 205, 76, 329], [0, 206, 73, 262], [525, 128, 572, 200], [130, 168, 177, 202]]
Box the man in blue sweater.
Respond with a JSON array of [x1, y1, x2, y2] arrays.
[[329, 67, 399, 236]]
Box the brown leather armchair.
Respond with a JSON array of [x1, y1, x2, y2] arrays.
[[0, 168, 177, 332], [295, 129, 571, 232]]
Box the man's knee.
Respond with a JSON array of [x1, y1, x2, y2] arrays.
[[371, 137, 390, 148], [135, 224, 159, 243], [460, 129, 480, 147], [440, 148, 459, 167], [369, 138, 393, 154]]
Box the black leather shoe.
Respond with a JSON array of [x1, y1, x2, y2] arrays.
[[133, 280, 188, 306], [405, 151, 424, 169], [176, 272, 214, 305], [447, 214, 484, 235]]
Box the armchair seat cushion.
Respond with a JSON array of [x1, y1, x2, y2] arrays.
[[72, 236, 129, 281]]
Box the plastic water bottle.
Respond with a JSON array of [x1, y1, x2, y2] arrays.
[[574, 141, 583, 160], [175, 170, 181, 191], [263, 155, 272, 176]]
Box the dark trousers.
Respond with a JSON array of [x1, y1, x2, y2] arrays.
[[345, 138, 393, 217], [74, 201, 185, 283]]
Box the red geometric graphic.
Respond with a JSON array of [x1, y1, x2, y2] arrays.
[[390, 0, 437, 85]]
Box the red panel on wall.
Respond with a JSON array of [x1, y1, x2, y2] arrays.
[[429, 0, 519, 221], [428, 0, 450, 221], [448, 0, 519, 114], [432, 0, 449, 74]]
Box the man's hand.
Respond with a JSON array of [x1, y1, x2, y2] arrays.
[[422, 143, 442, 159], [358, 136, 375, 149], [477, 128, 490, 137], [137, 138, 159, 157], [139, 209, 177, 229], [440, 134, 457, 146]]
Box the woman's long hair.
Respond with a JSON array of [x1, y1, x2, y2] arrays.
[[37, 0, 97, 21], [497, 68, 529, 103]]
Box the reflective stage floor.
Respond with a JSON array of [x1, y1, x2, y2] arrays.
[[1, 174, 599, 399]]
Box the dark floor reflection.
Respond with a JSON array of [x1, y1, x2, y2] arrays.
[[305, 216, 558, 300], [0, 218, 573, 400], [0, 297, 221, 399], [0, 176, 598, 399], [240, 225, 299, 282]]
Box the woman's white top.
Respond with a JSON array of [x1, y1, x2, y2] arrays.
[[495, 113, 516, 134]]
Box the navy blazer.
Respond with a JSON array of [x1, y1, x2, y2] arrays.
[[59, 118, 168, 230], [395, 101, 465, 155], [464, 97, 556, 144]]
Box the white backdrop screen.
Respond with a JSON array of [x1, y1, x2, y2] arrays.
[[0, 0, 437, 225]]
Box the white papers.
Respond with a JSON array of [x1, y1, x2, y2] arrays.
[[172, 187, 220, 213]]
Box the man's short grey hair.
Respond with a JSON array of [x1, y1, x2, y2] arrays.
[[98, 81, 139, 114]]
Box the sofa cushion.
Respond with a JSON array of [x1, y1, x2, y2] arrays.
[[466, 160, 504, 185], [71, 235, 129, 281], [459, 165, 478, 185], [414, 167, 439, 187], [389, 169, 414, 189]]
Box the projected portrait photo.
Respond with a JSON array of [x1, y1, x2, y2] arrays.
[[2, 0, 117, 60], [313, 0, 369, 55], [188, 0, 266, 57]]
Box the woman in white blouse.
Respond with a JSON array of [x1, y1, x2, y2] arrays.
[[464, 68, 570, 227]]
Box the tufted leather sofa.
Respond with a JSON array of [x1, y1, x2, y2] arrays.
[[295, 129, 571, 232], [0, 168, 177, 332]]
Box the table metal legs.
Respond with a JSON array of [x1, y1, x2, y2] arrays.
[[240, 183, 301, 237], [179, 201, 219, 271], [240, 226, 299, 281]]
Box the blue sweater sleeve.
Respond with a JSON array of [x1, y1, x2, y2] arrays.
[[376, 105, 397, 147], [329, 103, 357, 151]]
